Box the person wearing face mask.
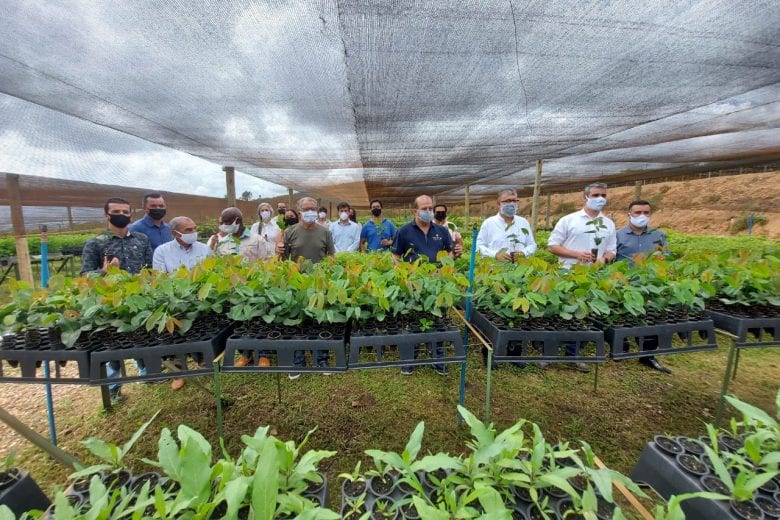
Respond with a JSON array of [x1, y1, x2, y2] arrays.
[[476, 189, 537, 261], [207, 207, 262, 259], [360, 199, 397, 252], [276, 197, 335, 264], [433, 204, 463, 249], [615, 200, 671, 374], [275, 197, 335, 379], [81, 197, 153, 404], [548, 182, 616, 268], [276, 201, 289, 229], [616, 200, 668, 263], [329, 202, 361, 253], [128, 193, 173, 251], [249, 202, 282, 259], [316, 207, 330, 226], [548, 183, 616, 373], [392, 195, 461, 376], [392, 195, 463, 264], [153, 216, 212, 273], [151, 216, 213, 390]]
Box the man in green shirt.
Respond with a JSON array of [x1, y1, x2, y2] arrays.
[[275, 197, 335, 379]]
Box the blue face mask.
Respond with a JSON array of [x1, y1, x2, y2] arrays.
[[500, 203, 517, 217], [418, 210, 434, 223], [586, 196, 607, 211]]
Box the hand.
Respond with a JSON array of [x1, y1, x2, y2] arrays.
[[453, 242, 463, 258], [275, 241, 286, 255], [577, 250, 595, 263], [496, 251, 512, 262], [103, 256, 120, 271], [380, 238, 393, 246], [207, 235, 218, 250]]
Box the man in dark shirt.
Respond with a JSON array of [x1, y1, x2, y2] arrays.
[[392, 195, 462, 263], [616, 199, 671, 374], [392, 195, 462, 376], [128, 192, 173, 251], [81, 197, 153, 403]]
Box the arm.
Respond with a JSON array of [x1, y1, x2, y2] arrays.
[[325, 229, 336, 256], [547, 219, 592, 263], [522, 228, 537, 257], [143, 240, 153, 269], [152, 246, 166, 271], [80, 239, 106, 275], [602, 227, 617, 262], [475, 221, 498, 258], [348, 225, 361, 252]]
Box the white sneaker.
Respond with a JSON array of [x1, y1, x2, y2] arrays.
[[288, 372, 301, 380]]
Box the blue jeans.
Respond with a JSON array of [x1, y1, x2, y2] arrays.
[[105, 359, 147, 394], [293, 350, 330, 367]]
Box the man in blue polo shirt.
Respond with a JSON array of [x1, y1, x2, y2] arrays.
[[392, 194, 462, 376], [616, 199, 671, 374], [392, 195, 463, 263], [129, 192, 173, 251]]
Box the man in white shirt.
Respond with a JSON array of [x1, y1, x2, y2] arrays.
[[476, 189, 537, 261], [153, 216, 212, 273], [152, 216, 212, 390], [330, 201, 361, 253], [547, 182, 616, 373], [548, 182, 616, 268]]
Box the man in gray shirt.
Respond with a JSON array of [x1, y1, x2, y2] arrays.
[[616, 199, 671, 374]]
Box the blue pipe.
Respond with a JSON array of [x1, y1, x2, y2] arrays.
[[458, 226, 479, 420], [40, 229, 57, 445]]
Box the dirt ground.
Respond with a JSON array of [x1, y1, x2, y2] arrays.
[[0, 170, 777, 496]]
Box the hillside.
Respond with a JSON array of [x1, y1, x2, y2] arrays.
[[523, 171, 780, 239]]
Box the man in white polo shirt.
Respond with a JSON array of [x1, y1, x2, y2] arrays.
[[547, 182, 616, 373], [548, 182, 616, 268]]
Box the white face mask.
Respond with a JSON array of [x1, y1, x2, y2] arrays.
[[260, 210, 271, 221], [302, 210, 318, 223], [586, 196, 607, 211], [318, 211, 327, 219], [219, 220, 239, 234], [178, 231, 198, 245], [339, 211, 349, 221], [630, 215, 650, 228]]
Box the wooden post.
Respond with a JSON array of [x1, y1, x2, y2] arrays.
[[66, 206, 74, 230], [480, 202, 485, 218], [634, 180, 642, 199], [222, 166, 236, 207], [7, 174, 33, 285], [464, 185, 470, 230], [530, 159, 543, 233], [545, 193, 551, 228], [288, 188, 294, 208]]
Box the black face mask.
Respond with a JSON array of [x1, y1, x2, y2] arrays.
[[284, 218, 298, 227], [278, 208, 286, 215], [434, 211, 447, 222], [148, 208, 166, 220], [108, 214, 131, 228], [371, 208, 382, 217]]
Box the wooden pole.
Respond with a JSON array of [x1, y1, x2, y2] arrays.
[[634, 180, 642, 199], [7, 174, 33, 285], [480, 202, 485, 218], [223, 166, 236, 207], [288, 188, 294, 209], [464, 185, 470, 230], [66, 206, 74, 230], [545, 193, 551, 228], [530, 159, 543, 233]]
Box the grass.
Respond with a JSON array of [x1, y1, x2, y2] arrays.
[[9, 327, 779, 514]]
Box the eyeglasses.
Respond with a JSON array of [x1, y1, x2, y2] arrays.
[[500, 198, 518, 204]]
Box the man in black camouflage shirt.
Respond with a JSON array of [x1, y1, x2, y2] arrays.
[[81, 197, 152, 403]]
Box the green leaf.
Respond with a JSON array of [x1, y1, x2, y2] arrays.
[[120, 410, 161, 459], [411, 496, 449, 520], [252, 438, 279, 520], [155, 428, 182, 481], [178, 425, 213, 501], [724, 394, 777, 427], [223, 477, 250, 520], [403, 422, 425, 464], [82, 438, 120, 466]]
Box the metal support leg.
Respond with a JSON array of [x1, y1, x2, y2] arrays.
[[484, 349, 493, 423], [593, 364, 599, 393], [715, 339, 738, 427], [213, 359, 224, 444], [276, 372, 282, 404], [99, 363, 112, 411], [731, 348, 741, 381], [0, 406, 83, 469]]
